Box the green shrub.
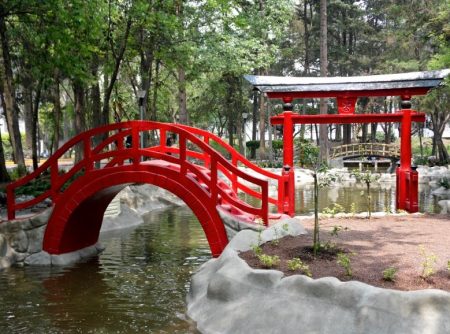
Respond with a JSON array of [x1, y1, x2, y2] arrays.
[[9, 165, 28, 180], [337, 252, 353, 277], [438, 177, 450, 189], [382, 267, 398, 281], [419, 245, 438, 278], [257, 254, 280, 268], [295, 139, 319, 167], [287, 258, 312, 277]]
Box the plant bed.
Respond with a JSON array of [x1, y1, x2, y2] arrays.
[[239, 214, 450, 291]]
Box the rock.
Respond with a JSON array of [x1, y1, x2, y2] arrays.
[[438, 200, 450, 214], [51, 252, 81, 266], [51, 243, 102, 266], [226, 230, 260, 252], [29, 208, 53, 228], [24, 251, 51, 266], [261, 218, 307, 242], [9, 230, 28, 253], [101, 204, 143, 232], [0, 234, 7, 257], [26, 225, 46, 254]]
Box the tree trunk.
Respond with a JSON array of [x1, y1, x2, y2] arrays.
[[0, 15, 25, 169], [102, 18, 132, 126], [0, 123, 9, 182], [52, 71, 62, 153], [148, 60, 158, 122], [178, 67, 188, 124], [31, 79, 43, 170], [252, 89, 258, 143], [73, 81, 85, 163], [258, 92, 266, 159], [267, 101, 273, 162], [343, 124, 351, 144], [23, 81, 33, 154], [319, 0, 329, 164]]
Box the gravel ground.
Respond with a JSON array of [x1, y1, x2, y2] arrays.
[[240, 214, 450, 291]]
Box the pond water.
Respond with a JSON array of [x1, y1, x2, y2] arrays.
[[0, 207, 209, 333], [0, 184, 441, 333]]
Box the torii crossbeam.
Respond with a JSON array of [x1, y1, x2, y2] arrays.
[[245, 69, 450, 215]]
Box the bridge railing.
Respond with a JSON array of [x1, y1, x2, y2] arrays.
[[7, 121, 273, 225], [330, 143, 400, 159], [173, 124, 284, 210]]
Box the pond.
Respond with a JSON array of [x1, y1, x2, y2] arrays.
[[0, 206, 209, 333], [0, 184, 441, 333]]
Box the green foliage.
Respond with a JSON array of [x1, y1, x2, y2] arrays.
[[447, 260, 450, 274], [256, 161, 284, 168], [296, 139, 319, 168], [382, 267, 398, 282], [287, 258, 312, 277], [330, 225, 348, 238], [15, 175, 50, 197], [350, 203, 357, 216], [257, 254, 280, 268], [419, 245, 438, 279], [337, 252, 354, 277], [438, 177, 450, 190], [245, 140, 260, 150], [251, 244, 263, 257], [322, 203, 345, 217]]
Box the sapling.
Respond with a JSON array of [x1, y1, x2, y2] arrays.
[[312, 166, 338, 256], [419, 245, 438, 278], [352, 170, 380, 219], [337, 252, 354, 277]]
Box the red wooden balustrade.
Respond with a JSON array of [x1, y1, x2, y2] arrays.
[[6, 121, 285, 226]]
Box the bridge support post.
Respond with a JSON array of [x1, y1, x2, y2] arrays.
[[281, 98, 296, 216], [396, 96, 418, 213]]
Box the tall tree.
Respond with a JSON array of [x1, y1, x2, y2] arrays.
[[319, 0, 329, 163], [0, 4, 25, 170]]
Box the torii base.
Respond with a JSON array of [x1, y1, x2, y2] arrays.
[[396, 167, 419, 213]]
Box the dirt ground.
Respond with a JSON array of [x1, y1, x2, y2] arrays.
[[240, 214, 450, 291]]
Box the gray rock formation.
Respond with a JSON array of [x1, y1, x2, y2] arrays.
[[187, 219, 450, 334]]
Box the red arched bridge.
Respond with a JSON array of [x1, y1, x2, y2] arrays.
[[6, 121, 290, 257]]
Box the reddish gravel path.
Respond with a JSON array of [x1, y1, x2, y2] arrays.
[[240, 214, 450, 291]]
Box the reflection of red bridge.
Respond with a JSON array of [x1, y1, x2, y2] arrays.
[[7, 121, 291, 257]]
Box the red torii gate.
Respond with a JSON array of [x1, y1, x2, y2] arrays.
[[245, 69, 450, 215]]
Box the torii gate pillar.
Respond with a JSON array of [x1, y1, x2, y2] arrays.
[[397, 97, 419, 212]]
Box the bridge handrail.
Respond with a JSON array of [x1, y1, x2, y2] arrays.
[[175, 124, 283, 206], [6, 121, 271, 225], [330, 142, 400, 158]]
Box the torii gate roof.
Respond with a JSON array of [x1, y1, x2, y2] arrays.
[[244, 69, 450, 98]]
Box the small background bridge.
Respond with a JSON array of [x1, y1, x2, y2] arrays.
[[330, 143, 400, 160]]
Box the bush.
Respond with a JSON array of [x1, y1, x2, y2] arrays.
[[382, 267, 398, 281], [438, 177, 450, 189], [296, 139, 319, 167]]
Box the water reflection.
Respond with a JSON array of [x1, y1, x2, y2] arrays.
[[0, 206, 208, 333], [295, 183, 439, 214]]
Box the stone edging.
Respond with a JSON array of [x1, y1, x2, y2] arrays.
[[186, 218, 450, 334]]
